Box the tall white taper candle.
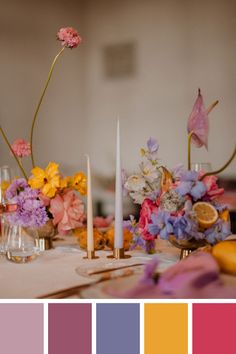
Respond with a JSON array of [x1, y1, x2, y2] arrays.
[[86, 155, 94, 251], [114, 120, 123, 249]]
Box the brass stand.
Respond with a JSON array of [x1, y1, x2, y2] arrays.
[[107, 248, 131, 259], [84, 250, 99, 260], [180, 248, 193, 260]]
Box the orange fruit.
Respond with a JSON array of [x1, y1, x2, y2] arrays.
[[219, 209, 230, 222], [193, 202, 218, 229], [212, 241, 236, 275]]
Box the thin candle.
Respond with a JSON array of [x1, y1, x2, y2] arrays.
[[86, 155, 94, 252], [114, 120, 123, 249]]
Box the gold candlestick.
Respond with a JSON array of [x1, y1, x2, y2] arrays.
[[84, 250, 99, 260], [107, 247, 131, 259]]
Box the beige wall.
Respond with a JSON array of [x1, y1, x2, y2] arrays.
[[1, 0, 236, 180]]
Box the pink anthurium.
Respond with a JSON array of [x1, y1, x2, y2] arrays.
[[187, 89, 209, 149]]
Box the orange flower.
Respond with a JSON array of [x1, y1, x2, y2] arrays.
[[72, 172, 87, 195]]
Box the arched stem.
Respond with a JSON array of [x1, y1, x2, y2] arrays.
[[30, 46, 65, 167], [0, 125, 28, 179], [200, 146, 236, 180]]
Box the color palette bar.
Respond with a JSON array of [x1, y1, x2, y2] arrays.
[[96, 303, 140, 354], [145, 303, 188, 354], [0, 304, 43, 354], [3, 302, 236, 354], [193, 304, 236, 354], [48, 303, 92, 354]]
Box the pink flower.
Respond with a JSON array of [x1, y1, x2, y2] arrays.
[[93, 215, 113, 228], [200, 173, 224, 200], [11, 139, 31, 158], [139, 198, 158, 241], [57, 27, 82, 49], [187, 89, 209, 149], [50, 189, 85, 234]]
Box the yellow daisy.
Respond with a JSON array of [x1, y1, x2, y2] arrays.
[[72, 172, 87, 195]]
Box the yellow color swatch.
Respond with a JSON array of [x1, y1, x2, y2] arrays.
[[145, 303, 188, 354]]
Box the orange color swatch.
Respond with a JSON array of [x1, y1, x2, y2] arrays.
[[144, 303, 188, 354]]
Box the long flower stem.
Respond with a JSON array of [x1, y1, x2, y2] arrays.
[[30, 46, 65, 167], [200, 146, 236, 180], [0, 126, 28, 179], [188, 131, 194, 170]]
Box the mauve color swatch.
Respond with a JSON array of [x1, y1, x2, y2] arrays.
[[49, 303, 92, 354], [0, 304, 43, 354], [96, 303, 140, 354], [193, 304, 236, 354]]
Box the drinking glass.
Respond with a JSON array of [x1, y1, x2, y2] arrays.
[[191, 162, 212, 173], [6, 224, 40, 263], [0, 166, 12, 254]]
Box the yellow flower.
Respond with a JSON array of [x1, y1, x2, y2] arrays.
[[72, 172, 87, 195], [28, 162, 60, 198], [60, 176, 72, 189], [1, 181, 10, 193]]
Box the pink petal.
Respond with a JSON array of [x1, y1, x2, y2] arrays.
[[187, 89, 209, 149]]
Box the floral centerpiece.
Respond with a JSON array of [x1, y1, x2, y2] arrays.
[[0, 27, 87, 243], [124, 90, 236, 256]]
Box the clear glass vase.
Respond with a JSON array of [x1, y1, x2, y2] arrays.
[[6, 222, 40, 263]]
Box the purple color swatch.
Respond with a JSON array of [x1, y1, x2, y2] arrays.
[[49, 303, 91, 354], [96, 303, 140, 354], [0, 303, 43, 354]]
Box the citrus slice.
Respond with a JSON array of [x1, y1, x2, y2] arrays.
[[193, 202, 218, 229]]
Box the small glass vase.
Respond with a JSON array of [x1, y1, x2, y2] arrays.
[[168, 235, 207, 260], [6, 223, 40, 263]]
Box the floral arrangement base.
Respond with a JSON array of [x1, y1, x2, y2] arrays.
[[168, 235, 207, 260], [25, 220, 57, 251]]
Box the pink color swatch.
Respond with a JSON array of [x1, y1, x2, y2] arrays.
[[0, 304, 43, 354], [193, 304, 236, 354]]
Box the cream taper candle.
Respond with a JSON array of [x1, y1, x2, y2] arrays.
[[86, 155, 94, 252], [114, 120, 123, 249]]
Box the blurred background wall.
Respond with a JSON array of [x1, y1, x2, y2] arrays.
[[0, 0, 235, 205]]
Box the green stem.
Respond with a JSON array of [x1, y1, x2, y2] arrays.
[[200, 146, 236, 180], [30, 46, 65, 167], [0, 126, 28, 179], [188, 131, 194, 170]]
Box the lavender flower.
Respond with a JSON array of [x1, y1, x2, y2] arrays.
[[175, 169, 207, 201], [6, 178, 28, 201], [205, 219, 231, 244], [148, 211, 173, 239], [7, 181, 48, 228]]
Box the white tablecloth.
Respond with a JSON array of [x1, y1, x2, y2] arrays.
[[0, 237, 179, 299]]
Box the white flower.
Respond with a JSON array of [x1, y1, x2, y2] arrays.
[[130, 191, 146, 204], [140, 161, 161, 183], [125, 175, 146, 192]]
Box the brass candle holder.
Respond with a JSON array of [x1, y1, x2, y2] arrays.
[[107, 247, 131, 259], [84, 250, 99, 260]]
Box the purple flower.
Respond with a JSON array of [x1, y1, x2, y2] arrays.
[[140, 257, 159, 285], [148, 211, 173, 239], [7, 184, 48, 228], [6, 178, 28, 201], [205, 219, 231, 244], [173, 214, 203, 240], [175, 170, 207, 201], [147, 137, 159, 153]]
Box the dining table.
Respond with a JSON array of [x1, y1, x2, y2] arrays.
[[1, 235, 236, 299], [0, 235, 181, 299]]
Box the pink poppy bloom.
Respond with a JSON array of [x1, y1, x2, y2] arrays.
[[187, 89, 209, 149], [139, 198, 158, 240], [200, 173, 224, 200], [50, 189, 85, 234], [11, 139, 31, 158], [57, 27, 82, 49]]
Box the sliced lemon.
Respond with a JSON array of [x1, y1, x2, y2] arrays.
[[193, 202, 218, 229]]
